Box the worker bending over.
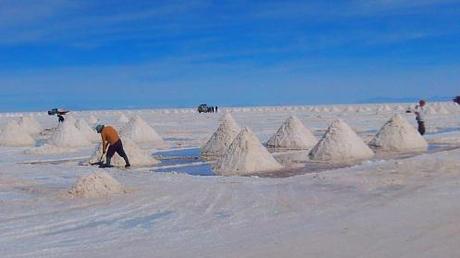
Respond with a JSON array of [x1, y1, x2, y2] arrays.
[[95, 124, 131, 168]]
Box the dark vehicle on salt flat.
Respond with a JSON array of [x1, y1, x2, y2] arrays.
[[454, 96, 460, 105], [197, 104, 214, 113]]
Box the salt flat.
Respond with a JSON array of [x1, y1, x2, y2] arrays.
[[1, 102, 460, 258]]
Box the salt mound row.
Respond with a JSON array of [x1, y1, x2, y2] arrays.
[[121, 116, 166, 147], [18, 116, 42, 135], [436, 106, 450, 114], [118, 114, 130, 123], [87, 115, 99, 124], [75, 119, 99, 142], [214, 127, 282, 176], [266, 116, 317, 150], [48, 118, 91, 147], [201, 113, 241, 158], [68, 171, 125, 198], [369, 114, 428, 152], [0, 121, 35, 147], [89, 138, 159, 167], [309, 119, 374, 163]]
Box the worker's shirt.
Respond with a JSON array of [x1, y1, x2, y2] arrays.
[[101, 126, 120, 145], [414, 105, 426, 122]]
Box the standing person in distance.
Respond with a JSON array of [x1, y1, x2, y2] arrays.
[[408, 100, 427, 135]]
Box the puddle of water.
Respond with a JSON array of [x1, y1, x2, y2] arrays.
[[153, 148, 215, 176]]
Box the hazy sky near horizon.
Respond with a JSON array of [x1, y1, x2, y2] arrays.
[[0, 0, 460, 111]]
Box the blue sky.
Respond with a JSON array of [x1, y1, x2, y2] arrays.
[[0, 0, 460, 111]]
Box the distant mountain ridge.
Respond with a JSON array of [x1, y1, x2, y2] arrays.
[[358, 96, 453, 104]]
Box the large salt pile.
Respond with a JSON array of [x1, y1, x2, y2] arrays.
[[89, 138, 159, 167], [214, 127, 282, 176], [266, 116, 317, 150], [0, 120, 35, 147], [121, 116, 166, 147], [201, 113, 241, 158], [118, 114, 130, 123], [18, 116, 42, 135], [309, 119, 374, 163], [436, 105, 450, 115], [75, 119, 99, 142], [68, 171, 125, 198], [48, 118, 91, 147], [369, 114, 428, 152]]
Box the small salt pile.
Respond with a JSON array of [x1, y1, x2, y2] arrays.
[[118, 114, 130, 123], [75, 119, 99, 142], [121, 116, 166, 147], [0, 120, 35, 147], [436, 105, 450, 115], [68, 171, 125, 198], [89, 138, 159, 167], [309, 119, 374, 163], [214, 127, 282, 176], [87, 115, 99, 124], [266, 116, 317, 150], [369, 114, 428, 152], [48, 118, 91, 147], [18, 116, 42, 135], [201, 113, 241, 158]]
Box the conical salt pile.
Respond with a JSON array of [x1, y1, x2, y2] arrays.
[[87, 115, 99, 124], [201, 113, 241, 158], [89, 138, 159, 167], [118, 114, 130, 123], [0, 121, 35, 147], [121, 116, 166, 147], [369, 114, 428, 152], [49, 118, 91, 147], [68, 171, 125, 198], [18, 116, 42, 135], [75, 119, 99, 142], [266, 116, 317, 150], [309, 119, 374, 163], [214, 127, 282, 176], [436, 106, 450, 114]]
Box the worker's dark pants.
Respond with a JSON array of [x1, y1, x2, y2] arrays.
[[417, 121, 426, 135], [106, 139, 130, 166]]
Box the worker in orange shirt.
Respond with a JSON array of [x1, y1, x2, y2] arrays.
[[95, 124, 131, 168]]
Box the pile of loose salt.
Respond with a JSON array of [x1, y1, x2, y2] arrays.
[[68, 171, 125, 198], [87, 115, 99, 125], [118, 114, 130, 123], [369, 114, 428, 152], [214, 127, 282, 176], [75, 118, 99, 142], [89, 138, 159, 167], [0, 120, 35, 147], [18, 116, 42, 135], [121, 116, 166, 147], [201, 113, 241, 158], [48, 117, 91, 147], [266, 116, 317, 150], [309, 119, 374, 163]]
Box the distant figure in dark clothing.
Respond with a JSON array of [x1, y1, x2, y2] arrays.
[[58, 115, 65, 123], [211, 106, 215, 113], [412, 100, 427, 135], [95, 124, 130, 168], [215, 106, 218, 113]]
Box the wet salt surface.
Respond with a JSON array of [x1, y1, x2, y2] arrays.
[[153, 148, 214, 176]]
